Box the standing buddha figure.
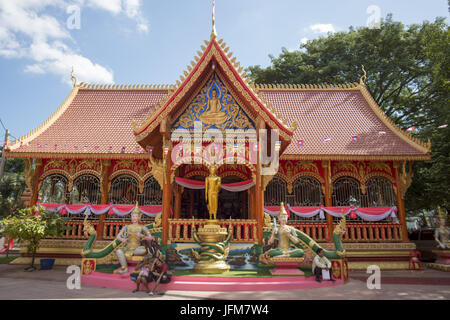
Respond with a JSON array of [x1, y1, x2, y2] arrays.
[[205, 163, 221, 220]]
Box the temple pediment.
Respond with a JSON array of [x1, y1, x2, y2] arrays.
[[133, 35, 295, 151], [172, 72, 255, 131]]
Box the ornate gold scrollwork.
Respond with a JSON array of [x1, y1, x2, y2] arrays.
[[149, 155, 164, 188], [396, 161, 414, 199]]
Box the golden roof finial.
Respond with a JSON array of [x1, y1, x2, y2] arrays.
[[211, 0, 217, 40], [360, 65, 367, 85], [71, 66, 78, 87]]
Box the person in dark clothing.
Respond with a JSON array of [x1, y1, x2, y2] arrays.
[[148, 252, 171, 296]]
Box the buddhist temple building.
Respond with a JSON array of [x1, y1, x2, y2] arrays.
[[5, 8, 431, 270]]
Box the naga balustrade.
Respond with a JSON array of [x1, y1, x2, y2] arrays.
[[286, 222, 329, 242], [50, 219, 404, 243], [47, 219, 99, 240], [338, 222, 403, 242], [168, 219, 258, 243]]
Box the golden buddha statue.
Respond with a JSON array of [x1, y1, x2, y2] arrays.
[[199, 88, 228, 125], [205, 163, 221, 220]]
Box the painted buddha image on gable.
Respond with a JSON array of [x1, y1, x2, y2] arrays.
[[173, 72, 255, 131]]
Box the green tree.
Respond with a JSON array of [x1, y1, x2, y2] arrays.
[[0, 158, 26, 218], [0, 209, 70, 270], [406, 21, 450, 216], [248, 16, 449, 216]]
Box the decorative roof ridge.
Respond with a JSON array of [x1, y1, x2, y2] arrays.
[[78, 83, 175, 91], [133, 36, 297, 139], [5, 152, 157, 160], [358, 84, 431, 154], [132, 39, 213, 136], [8, 86, 80, 151], [213, 38, 296, 133], [255, 82, 360, 91], [279, 154, 431, 161]]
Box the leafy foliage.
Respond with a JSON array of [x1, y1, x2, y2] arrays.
[[0, 159, 26, 218], [0, 208, 71, 269]]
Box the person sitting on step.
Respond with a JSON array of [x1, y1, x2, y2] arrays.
[[148, 252, 171, 296], [312, 248, 336, 283], [132, 255, 152, 293]]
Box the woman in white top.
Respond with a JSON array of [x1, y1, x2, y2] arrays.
[[312, 248, 335, 282]]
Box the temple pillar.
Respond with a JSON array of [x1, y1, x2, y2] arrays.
[[322, 160, 333, 242], [97, 159, 111, 240], [255, 117, 265, 245], [29, 159, 43, 207], [394, 161, 411, 242], [161, 119, 173, 245], [256, 168, 263, 244], [162, 149, 173, 245]]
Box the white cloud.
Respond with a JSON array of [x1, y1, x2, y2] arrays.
[[86, 0, 122, 15], [300, 37, 309, 45], [84, 0, 149, 33], [0, 0, 148, 85], [123, 0, 148, 33], [309, 24, 335, 34], [26, 40, 114, 84]]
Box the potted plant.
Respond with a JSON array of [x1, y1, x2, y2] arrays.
[[0, 208, 71, 271]]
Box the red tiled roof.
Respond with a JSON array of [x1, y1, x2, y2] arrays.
[[9, 88, 169, 155], [259, 89, 428, 157], [8, 85, 429, 159]]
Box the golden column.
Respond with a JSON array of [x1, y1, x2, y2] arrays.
[[97, 159, 111, 240], [322, 160, 334, 242], [394, 161, 412, 242], [161, 119, 173, 245], [29, 158, 43, 207], [255, 117, 265, 245]]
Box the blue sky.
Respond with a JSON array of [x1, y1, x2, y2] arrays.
[[0, 0, 448, 140]]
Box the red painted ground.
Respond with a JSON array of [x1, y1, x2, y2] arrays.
[[82, 271, 342, 291]]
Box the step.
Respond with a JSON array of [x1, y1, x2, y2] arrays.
[[82, 272, 342, 291]]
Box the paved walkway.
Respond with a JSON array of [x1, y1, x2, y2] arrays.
[[0, 263, 449, 300]]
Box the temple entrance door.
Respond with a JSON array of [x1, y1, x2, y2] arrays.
[[217, 189, 248, 219], [218, 175, 249, 219]]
